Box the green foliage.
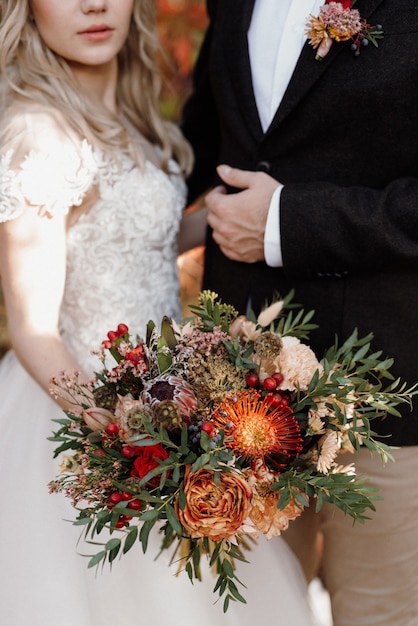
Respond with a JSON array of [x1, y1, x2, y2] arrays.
[[188, 290, 239, 333], [48, 290, 418, 611]]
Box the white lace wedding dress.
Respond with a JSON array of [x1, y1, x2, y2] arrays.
[[0, 110, 316, 626]]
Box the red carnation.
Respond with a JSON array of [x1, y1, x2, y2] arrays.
[[132, 443, 169, 484]]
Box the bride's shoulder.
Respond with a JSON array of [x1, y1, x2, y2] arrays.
[[0, 104, 97, 222], [0, 103, 88, 160]]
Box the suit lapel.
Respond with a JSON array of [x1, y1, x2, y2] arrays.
[[225, 0, 264, 142], [265, 0, 387, 135]]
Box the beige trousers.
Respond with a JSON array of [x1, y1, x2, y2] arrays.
[[283, 446, 418, 626]]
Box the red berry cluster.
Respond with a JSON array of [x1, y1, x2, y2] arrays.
[[103, 423, 145, 460], [103, 422, 144, 527], [107, 490, 143, 528], [102, 323, 129, 349], [245, 371, 291, 409]]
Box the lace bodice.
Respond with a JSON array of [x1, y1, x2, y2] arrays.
[[63, 153, 185, 370], [0, 128, 185, 372]]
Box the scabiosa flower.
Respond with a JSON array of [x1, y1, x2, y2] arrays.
[[152, 399, 184, 433], [92, 385, 118, 410], [115, 394, 152, 441], [212, 391, 303, 462], [254, 331, 283, 360]]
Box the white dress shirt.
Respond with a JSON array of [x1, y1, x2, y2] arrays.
[[248, 0, 323, 266]]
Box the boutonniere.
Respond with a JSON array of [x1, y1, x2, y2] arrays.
[[306, 0, 383, 61]]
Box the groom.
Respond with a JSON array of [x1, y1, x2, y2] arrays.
[[182, 1, 418, 624]]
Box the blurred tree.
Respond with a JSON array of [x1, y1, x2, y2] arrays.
[[156, 0, 208, 121]]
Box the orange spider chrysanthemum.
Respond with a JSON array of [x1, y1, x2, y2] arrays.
[[212, 391, 303, 461]]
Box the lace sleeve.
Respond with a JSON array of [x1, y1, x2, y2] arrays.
[[0, 109, 98, 223]]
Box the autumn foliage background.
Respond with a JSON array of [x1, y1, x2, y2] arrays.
[[0, 0, 208, 357]]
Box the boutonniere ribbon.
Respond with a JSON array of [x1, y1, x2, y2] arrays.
[[306, 0, 383, 60]]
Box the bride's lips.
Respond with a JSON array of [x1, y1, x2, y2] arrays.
[[78, 24, 114, 41]]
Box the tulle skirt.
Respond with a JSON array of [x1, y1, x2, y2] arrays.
[[0, 351, 316, 626]]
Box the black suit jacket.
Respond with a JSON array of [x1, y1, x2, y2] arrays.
[[181, 0, 418, 445]]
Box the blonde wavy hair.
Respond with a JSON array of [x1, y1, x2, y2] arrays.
[[0, 0, 193, 174]]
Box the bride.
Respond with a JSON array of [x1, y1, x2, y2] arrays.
[[0, 1, 316, 624]]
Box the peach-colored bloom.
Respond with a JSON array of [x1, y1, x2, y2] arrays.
[[176, 467, 252, 541], [249, 490, 304, 539], [274, 335, 322, 391], [245, 462, 305, 538]]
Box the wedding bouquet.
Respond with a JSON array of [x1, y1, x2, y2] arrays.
[[49, 291, 415, 611]]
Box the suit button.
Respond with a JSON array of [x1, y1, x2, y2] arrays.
[[256, 160, 271, 173]]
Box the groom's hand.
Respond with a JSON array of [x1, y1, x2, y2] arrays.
[[206, 165, 280, 263]]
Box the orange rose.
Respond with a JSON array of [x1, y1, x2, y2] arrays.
[[176, 467, 252, 541]]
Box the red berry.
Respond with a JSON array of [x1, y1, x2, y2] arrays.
[[117, 323, 129, 335], [201, 422, 215, 436], [267, 392, 283, 409], [128, 499, 142, 511], [105, 422, 119, 436], [279, 392, 291, 407], [121, 445, 135, 458], [108, 492, 123, 505], [115, 519, 126, 529], [121, 491, 132, 501], [107, 330, 119, 342], [246, 372, 259, 388], [263, 377, 277, 391], [93, 448, 107, 458], [272, 372, 284, 386], [102, 340, 112, 349]]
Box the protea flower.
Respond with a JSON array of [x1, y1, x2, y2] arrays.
[[82, 407, 114, 431], [212, 391, 303, 465], [142, 374, 197, 431]]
